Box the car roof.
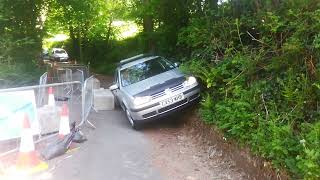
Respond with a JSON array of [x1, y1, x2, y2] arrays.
[[120, 54, 147, 65], [52, 48, 66, 51], [119, 55, 159, 70]]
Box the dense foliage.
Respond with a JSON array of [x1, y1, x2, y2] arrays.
[[44, 0, 142, 74], [174, 1, 320, 179], [0, 0, 45, 87]]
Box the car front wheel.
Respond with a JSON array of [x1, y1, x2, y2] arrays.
[[125, 109, 141, 130]]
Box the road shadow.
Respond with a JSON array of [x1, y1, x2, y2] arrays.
[[140, 106, 195, 131]]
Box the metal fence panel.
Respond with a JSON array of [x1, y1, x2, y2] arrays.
[[64, 68, 73, 98], [0, 81, 82, 156], [80, 76, 95, 127], [54, 63, 89, 80], [0, 64, 94, 157], [37, 72, 48, 107], [75, 69, 85, 85]]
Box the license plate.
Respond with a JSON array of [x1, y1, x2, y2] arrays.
[[160, 94, 184, 107]]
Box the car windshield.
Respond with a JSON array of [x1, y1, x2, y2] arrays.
[[120, 57, 175, 87], [55, 50, 66, 54]]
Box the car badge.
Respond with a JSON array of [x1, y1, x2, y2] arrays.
[[164, 88, 172, 95]]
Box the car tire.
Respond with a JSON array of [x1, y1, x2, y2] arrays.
[[114, 97, 121, 109], [125, 109, 142, 130], [120, 102, 126, 111]]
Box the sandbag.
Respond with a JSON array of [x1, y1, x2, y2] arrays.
[[41, 122, 87, 160], [41, 133, 74, 160], [72, 129, 87, 143], [41, 124, 76, 160]]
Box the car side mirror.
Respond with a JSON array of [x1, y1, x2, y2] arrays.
[[109, 84, 119, 91], [174, 62, 180, 67]]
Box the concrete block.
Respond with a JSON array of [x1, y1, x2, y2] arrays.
[[94, 88, 114, 111], [93, 78, 100, 89], [37, 105, 62, 135]]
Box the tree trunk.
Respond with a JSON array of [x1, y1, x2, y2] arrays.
[[106, 18, 113, 50], [143, 0, 155, 53], [69, 26, 79, 61], [77, 27, 83, 63], [272, 0, 281, 9], [232, 0, 241, 18], [195, 0, 203, 16], [208, 0, 218, 10], [254, 0, 262, 13]]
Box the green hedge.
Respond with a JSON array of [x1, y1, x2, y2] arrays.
[[181, 53, 320, 179], [178, 5, 320, 179]]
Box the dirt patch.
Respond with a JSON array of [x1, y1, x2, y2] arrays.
[[143, 107, 247, 180], [144, 106, 289, 180]]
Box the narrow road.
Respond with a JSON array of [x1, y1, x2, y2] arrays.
[[51, 110, 162, 180], [50, 109, 245, 180], [48, 75, 246, 180]]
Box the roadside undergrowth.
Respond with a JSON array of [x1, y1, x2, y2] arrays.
[[179, 4, 320, 179]]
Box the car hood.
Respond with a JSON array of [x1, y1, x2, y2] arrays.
[[122, 68, 185, 97], [54, 53, 68, 58]]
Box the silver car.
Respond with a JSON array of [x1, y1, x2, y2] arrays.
[[109, 54, 200, 129], [51, 48, 69, 62]]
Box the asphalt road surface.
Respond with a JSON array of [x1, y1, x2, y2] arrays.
[[47, 108, 246, 180], [1, 103, 246, 180], [51, 109, 163, 180]]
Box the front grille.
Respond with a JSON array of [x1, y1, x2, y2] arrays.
[[158, 99, 188, 113], [151, 91, 166, 99], [142, 111, 157, 118], [151, 83, 184, 100], [170, 83, 184, 92]]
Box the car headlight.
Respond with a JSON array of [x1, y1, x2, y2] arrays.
[[184, 76, 197, 87], [133, 96, 151, 106]]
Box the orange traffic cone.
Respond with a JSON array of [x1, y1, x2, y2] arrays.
[[59, 103, 80, 152], [48, 87, 55, 106], [59, 103, 70, 138], [16, 114, 48, 173]]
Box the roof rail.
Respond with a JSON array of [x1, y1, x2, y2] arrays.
[[119, 54, 152, 66]]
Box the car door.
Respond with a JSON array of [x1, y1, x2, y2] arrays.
[[114, 69, 130, 110], [111, 70, 121, 105]]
